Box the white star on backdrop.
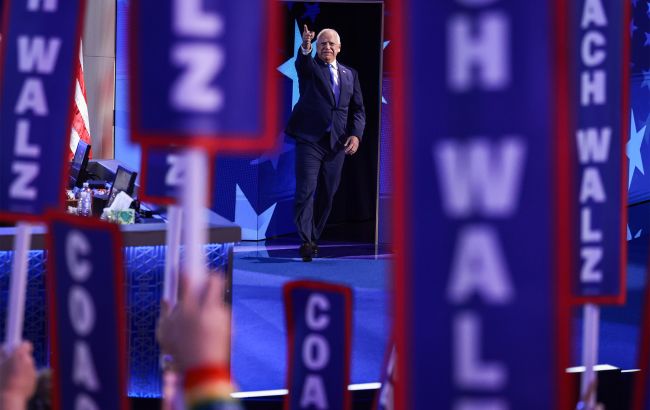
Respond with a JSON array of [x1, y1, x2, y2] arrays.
[[249, 136, 295, 169], [641, 70, 650, 90], [627, 224, 643, 241], [234, 185, 277, 240], [628, 110, 647, 187], [382, 40, 390, 104]]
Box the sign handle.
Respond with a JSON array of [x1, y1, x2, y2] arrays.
[[161, 370, 186, 410], [580, 303, 600, 408], [161, 204, 184, 409], [4, 222, 33, 352], [167, 149, 209, 409], [181, 148, 209, 295], [163, 205, 182, 306]]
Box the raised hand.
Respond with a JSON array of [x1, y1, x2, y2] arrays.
[[302, 24, 315, 49], [0, 342, 37, 409], [157, 274, 231, 373]]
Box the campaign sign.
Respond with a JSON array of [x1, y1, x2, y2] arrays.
[[570, 0, 628, 304], [0, 0, 85, 221], [129, 0, 280, 153], [139, 145, 215, 205], [46, 213, 128, 410], [283, 280, 352, 410], [390, 0, 572, 408]]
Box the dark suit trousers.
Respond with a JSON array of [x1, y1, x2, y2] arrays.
[[294, 136, 345, 243]]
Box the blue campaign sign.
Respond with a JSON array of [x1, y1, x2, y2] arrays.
[[0, 0, 85, 221], [390, 0, 572, 409], [570, 0, 628, 304], [283, 281, 352, 410], [139, 146, 215, 205], [129, 0, 281, 153], [46, 213, 128, 410]]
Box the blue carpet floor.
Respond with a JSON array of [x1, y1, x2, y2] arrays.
[[229, 219, 650, 393], [230, 241, 391, 392]]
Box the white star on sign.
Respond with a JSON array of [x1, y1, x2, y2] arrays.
[[628, 110, 647, 187], [277, 21, 316, 109]]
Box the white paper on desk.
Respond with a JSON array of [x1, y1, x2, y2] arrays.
[[109, 191, 134, 211]]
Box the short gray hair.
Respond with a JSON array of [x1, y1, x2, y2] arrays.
[[316, 28, 341, 45]]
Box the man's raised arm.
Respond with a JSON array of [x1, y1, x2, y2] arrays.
[[301, 24, 315, 54]]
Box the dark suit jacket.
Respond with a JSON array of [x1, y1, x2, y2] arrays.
[[285, 49, 366, 146]]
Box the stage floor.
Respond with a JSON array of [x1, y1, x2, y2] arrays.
[[229, 226, 648, 394], [230, 238, 391, 393], [128, 224, 648, 408]]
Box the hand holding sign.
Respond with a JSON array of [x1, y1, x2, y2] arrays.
[[302, 24, 315, 50], [157, 274, 230, 373], [0, 341, 37, 409]]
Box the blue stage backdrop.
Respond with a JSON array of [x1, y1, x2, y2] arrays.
[[630, 0, 650, 205], [115, 1, 391, 241], [626, 0, 650, 244]]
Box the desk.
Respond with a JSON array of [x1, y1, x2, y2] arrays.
[[0, 211, 241, 398]]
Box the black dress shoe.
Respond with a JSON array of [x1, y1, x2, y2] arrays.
[[299, 242, 313, 262], [311, 242, 319, 257]]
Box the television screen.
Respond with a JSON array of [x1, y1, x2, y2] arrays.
[[69, 140, 91, 189], [109, 165, 137, 205]]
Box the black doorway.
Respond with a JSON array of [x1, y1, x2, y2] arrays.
[[282, 1, 384, 243]]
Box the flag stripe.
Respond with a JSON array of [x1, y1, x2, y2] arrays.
[[69, 40, 92, 160], [70, 128, 80, 153], [78, 44, 85, 94], [75, 80, 90, 132]]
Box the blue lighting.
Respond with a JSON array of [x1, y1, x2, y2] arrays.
[[0, 243, 233, 399]]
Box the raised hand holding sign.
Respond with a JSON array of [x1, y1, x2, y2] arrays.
[[0, 0, 86, 393], [129, 1, 281, 407]]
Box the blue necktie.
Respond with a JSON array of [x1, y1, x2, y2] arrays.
[[328, 63, 340, 106]]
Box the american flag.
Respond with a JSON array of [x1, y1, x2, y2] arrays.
[[69, 40, 92, 160]]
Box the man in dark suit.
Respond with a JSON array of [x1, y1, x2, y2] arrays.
[[285, 25, 366, 261]]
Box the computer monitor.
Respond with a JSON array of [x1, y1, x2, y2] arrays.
[[69, 140, 91, 189], [108, 165, 137, 205]]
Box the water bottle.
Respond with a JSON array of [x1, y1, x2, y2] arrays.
[[78, 182, 93, 217]]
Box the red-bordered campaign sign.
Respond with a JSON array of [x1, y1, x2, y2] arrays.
[[570, 0, 629, 305], [46, 212, 128, 410], [139, 145, 215, 205], [129, 0, 281, 154], [0, 0, 85, 222], [389, 0, 573, 408], [283, 280, 352, 410]]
